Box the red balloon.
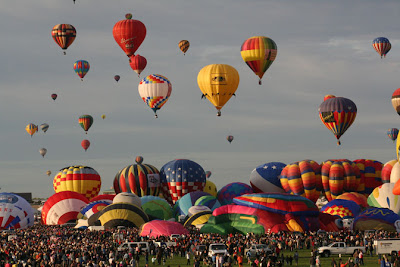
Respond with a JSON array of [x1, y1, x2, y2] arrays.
[[129, 54, 147, 76], [51, 94, 58, 101], [81, 139, 90, 151], [113, 13, 146, 57]]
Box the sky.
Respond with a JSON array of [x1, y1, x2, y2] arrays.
[[1, 0, 400, 198]]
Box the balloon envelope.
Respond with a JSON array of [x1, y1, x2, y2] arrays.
[[160, 159, 206, 205], [217, 182, 253, 206], [178, 40, 190, 55], [112, 14, 146, 57], [197, 64, 239, 116], [41, 191, 89, 225], [51, 24, 76, 52], [249, 162, 286, 194], [240, 36, 277, 84], [372, 37, 391, 58], [74, 60, 90, 80], [138, 74, 172, 118], [139, 220, 189, 237], [53, 166, 101, 199]]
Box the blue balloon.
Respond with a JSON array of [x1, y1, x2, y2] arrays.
[[160, 159, 206, 205], [249, 162, 286, 193]]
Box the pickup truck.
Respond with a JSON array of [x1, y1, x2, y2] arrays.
[[244, 244, 273, 258], [318, 242, 366, 257]]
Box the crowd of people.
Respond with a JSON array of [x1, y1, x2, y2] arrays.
[[0, 225, 400, 267]]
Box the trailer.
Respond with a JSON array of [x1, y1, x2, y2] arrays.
[[374, 239, 400, 255]]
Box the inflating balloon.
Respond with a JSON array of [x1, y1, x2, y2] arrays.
[[0, 193, 34, 229], [113, 156, 160, 197], [41, 191, 89, 225], [250, 162, 286, 193], [217, 182, 253, 206], [160, 159, 206, 205], [280, 160, 322, 203], [382, 160, 397, 183], [53, 166, 101, 199], [353, 159, 383, 195]]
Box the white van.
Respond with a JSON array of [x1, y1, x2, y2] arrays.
[[374, 239, 400, 255], [118, 242, 150, 253], [208, 243, 228, 258]]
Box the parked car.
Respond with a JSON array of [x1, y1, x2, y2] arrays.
[[318, 242, 365, 257], [245, 244, 272, 258], [208, 243, 228, 258]]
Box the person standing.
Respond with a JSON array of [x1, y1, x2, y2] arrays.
[[358, 250, 363, 265], [294, 251, 299, 266], [186, 251, 190, 265]]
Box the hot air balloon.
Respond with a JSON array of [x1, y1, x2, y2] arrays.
[[203, 180, 218, 197], [138, 74, 172, 118], [353, 159, 383, 195], [89, 202, 148, 228], [101, 114, 106, 120], [51, 94, 57, 101], [140, 196, 173, 220], [81, 139, 90, 151], [280, 160, 323, 203], [113, 156, 160, 197], [25, 123, 38, 137], [318, 96, 357, 145], [372, 37, 391, 58], [388, 128, 399, 142], [382, 160, 397, 183], [321, 160, 363, 202], [321, 199, 361, 219], [392, 89, 400, 116], [129, 54, 147, 77], [51, 24, 76, 55], [39, 148, 47, 158], [140, 220, 189, 237], [40, 123, 49, 133], [112, 13, 146, 58], [179, 40, 190, 55], [324, 94, 336, 101], [160, 159, 206, 205], [217, 182, 254, 206], [241, 36, 277, 85], [197, 64, 240, 116], [46, 170, 52, 176], [205, 171, 212, 178], [114, 75, 120, 82], [249, 162, 286, 193], [41, 191, 89, 225], [0, 193, 34, 229], [73, 60, 90, 81], [79, 115, 93, 134], [227, 135, 234, 143], [53, 166, 101, 199], [77, 200, 111, 220]]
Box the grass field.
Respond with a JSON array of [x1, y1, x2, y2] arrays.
[[144, 248, 382, 267]]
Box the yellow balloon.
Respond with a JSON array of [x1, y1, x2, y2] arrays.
[[396, 136, 400, 161], [203, 180, 218, 197], [197, 64, 239, 116], [101, 114, 106, 120]]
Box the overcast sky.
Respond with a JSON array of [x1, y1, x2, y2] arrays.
[[1, 0, 400, 198]]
